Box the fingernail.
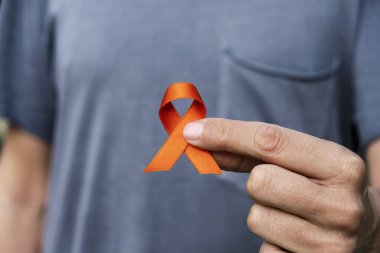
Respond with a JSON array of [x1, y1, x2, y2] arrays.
[[183, 122, 204, 140]]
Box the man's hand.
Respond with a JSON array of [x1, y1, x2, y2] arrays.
[[183, 118, 380, 253]]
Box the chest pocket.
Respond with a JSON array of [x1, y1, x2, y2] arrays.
[[217, 0, 349, 142]]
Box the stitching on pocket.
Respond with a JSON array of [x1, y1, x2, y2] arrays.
[[224, 47, 340, 82]]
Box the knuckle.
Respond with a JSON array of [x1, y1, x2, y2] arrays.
[[344, 201, 364, 232], [328, 234, 356, 253], [205, 120, 231, 149], [341, 154, 366, 184], [253, 124, 285, 154], [330, 196, 364, 232], [247, 205, 260, 233], [247, 165, 273, 198], [211, 121, 231, 148]]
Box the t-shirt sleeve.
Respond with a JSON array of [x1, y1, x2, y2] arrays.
[[353, 0, 380, 150], [0, 0, 55, 142]]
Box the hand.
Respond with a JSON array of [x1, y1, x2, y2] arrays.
[[183, 118, 380, 253]]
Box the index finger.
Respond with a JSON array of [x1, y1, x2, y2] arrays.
[[183, 118, 361, 179]]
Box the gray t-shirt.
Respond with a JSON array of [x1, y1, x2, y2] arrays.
[[1, 0, 379, 252]]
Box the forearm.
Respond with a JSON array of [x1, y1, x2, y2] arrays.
[[367, 138, 380, 187], [365, 138, 380, 252], [0, 126, 50, 253], [0, 190, 45, 253], [365, 187, 380, 252]]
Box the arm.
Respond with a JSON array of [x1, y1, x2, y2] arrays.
[[367, 138, 380, 187], [0, 126, 50, 253], [366, 139, 380, 250]]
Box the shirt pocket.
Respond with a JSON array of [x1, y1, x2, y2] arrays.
[[217, 46, 342, 141]]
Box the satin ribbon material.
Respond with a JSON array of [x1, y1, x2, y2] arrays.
[[144, 82, 222, 174]]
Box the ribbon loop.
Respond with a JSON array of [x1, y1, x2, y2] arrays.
[[144, 82, 222, 174]]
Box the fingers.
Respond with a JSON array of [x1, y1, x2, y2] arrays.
[[246, 164, 363, 231], [185, 119, 367, 252], [211, 151, 260, 172], [247, 204, 356, 253], [259, 242, 288, 253], [247, 164, 324, 222], [184, 118, 364, 181]]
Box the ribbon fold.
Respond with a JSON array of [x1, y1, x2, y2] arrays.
[[144, 82, 222, 174]]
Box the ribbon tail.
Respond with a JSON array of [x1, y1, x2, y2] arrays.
[[144, 128, 188, 173], [184, 145, 223, 174]]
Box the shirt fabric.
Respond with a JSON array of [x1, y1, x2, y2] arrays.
[[0, 0, 379, 252]]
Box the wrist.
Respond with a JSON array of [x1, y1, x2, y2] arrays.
[[358, 187, 380, 252], [368, 187, 380, 249]]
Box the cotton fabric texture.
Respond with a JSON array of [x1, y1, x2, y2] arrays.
[[0, 0, 379, 252]]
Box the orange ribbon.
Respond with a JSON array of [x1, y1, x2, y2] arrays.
[[144, 82, 222, 174]]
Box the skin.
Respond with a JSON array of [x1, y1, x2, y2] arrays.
[[0, 120, 379, 252], [183, 118, 380, 253], [367, 139, 380, 187], [0, 126, 50, 253]]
